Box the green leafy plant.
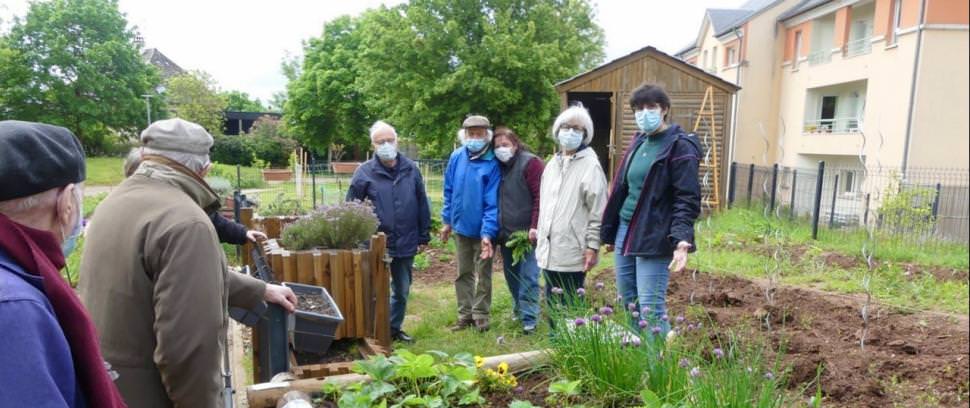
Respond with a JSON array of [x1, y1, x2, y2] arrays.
[[281, 200, 378, 250], [879, 173, 937, 239], [508, 401, 540, 408], [413, 254, 431, 271], [205, 176, 233, 202], [546, 379, 582, 406], [504, 231, 534, 265], [261, 193, 305, 217]]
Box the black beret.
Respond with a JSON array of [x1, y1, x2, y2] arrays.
[[0, 120, 86, 201]]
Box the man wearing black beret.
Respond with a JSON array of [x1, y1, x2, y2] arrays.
[[0, 120, 127, 407]]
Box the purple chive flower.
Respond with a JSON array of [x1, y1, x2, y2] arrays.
[[627, 303, 637, 312], [632, 311, 640, 319], [551, 287, 564, 295], [574, 318, 586, 327], [616, 295, 624, 302], [676, 315, 686, 324], [690, 367, 701, 378], [641, 306, 651, 314], [599, 306, 614, 316], [712, 348, 725, 359], [595, 281, 605, 290], [576, 288, 586, 296], [631, 337, 641, 347], [687, 323, 696, 331], [679, 358, 690, 368], [591, 314, 602, 323], [661, 314, 669, 322], [764, 371, 775, 380], [638, 320, 648, 329], [651, 326, 662, 335], [514, 386, 525, 393], [620, 338, 629, 347]]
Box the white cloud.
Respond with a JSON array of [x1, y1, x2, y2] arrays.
[[2, 0, 743, 101]]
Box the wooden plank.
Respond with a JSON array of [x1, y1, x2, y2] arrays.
[[353, 251, 365, 337], [373, 234, 391, 347], [295, 251, 313, 284], [282, 251, 296, 283], [343, 251, 356, 338], [361, 246, 375, 338], [270, 249, 283, 283], [330, 251, 345, 339], [312, 251, 326, 287], [240, 207, 255, 267]]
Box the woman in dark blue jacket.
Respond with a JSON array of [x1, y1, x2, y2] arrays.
[[347, 121, 431, 343], [600, 84, 701, 336]]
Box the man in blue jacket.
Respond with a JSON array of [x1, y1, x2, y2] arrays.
[[347, 121, 431, 343], [440, 115, 500, 332]]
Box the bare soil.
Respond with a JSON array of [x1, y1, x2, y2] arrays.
[[296, 292, 337, 317]]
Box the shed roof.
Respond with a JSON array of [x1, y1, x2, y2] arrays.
[[555, 46, 740, 93]]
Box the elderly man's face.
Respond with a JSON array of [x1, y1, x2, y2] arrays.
[[372, 128, 396, 148], [465, 127, 489, 139]]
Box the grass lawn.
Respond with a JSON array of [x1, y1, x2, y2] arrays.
[[85, 157, 125, 186]]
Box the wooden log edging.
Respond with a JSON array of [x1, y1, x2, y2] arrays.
[[245, 350, 550, 408]]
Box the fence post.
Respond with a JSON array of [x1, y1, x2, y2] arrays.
[[863, 193, 871, 225], [829, 174, 840, 228], [728, 162, 738, 208], [811, 161, 826, 240], [311, 156, 317, 208], [931, 183, 942, 218], [789, 169, 798, 220], [746, 163, 755, 206], [236, 164, 242, 191], [770, 163, 779, 213]]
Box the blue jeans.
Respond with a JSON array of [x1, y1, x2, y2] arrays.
[[500, 245, 540, 327], [390, 256, 414, 333], [614, 222, 672, 335]]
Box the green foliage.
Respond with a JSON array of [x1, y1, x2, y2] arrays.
[[85, 156, 126, 186], [207, 162, 266, 189], [205, 176, 233, 201], [286, 0, 605, 157], [414, 253, 431, 270], [165, 71, 226, 133], [222, 90, 265, 112], [878, 174, 937, 236], [210, 116, 298, 167], [322, 349, 497, 407], [211, 134, 254, 166], [261, 193, 306, 217], [504, 231, 534, 265], [546, 379, 583, 406], [0, 0, 162, 152], [281, 200, 378, 249]]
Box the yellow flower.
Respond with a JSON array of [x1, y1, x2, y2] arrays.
[[497, 361, 509, 375], [474, 356, 485, 368]]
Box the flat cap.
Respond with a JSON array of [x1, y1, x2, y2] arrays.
[[0, 120, 86, 201], [140, 118, 213, 155], [462, 115, 491, 129]]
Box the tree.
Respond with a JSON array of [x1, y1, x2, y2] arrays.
[[165, 71, 227, 134], [223, 90, 265, 112], [0, 0, 162, 152], [284, 15, 373, 155], [357, 0, 605, 156]]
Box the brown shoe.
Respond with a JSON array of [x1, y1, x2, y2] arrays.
[[449, 319, 475, 332], [475, 318, 490, 332]]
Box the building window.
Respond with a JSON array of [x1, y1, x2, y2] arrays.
[[727, 47, 737, 66], [839, 170, 857, 194], [890, 0, 902, 45], [819, 96, 838, 130], [793, 31, 803, 68]]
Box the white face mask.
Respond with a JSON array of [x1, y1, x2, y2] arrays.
[[375, 141, 398, 161], [494, 146, 515, 163], [557, 128, 583, 151]]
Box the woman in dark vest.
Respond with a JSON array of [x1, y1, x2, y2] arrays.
[[493, 127, 544, 335]]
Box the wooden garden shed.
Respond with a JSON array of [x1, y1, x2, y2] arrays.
[[556, 46, 739, 209]]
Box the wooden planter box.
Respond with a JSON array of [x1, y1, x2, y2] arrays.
[[330, 162, 361, 174], [262, 168, 293, 182], [253, 214, 302, 240]]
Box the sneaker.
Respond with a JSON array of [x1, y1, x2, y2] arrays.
[[522, 325, 537, 335], [392, 330, 414, 344], [475, 318, 491, 332], [449, 319, 475, 332]]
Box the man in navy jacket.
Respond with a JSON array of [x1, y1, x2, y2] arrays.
[[347, 121, 431, 343]]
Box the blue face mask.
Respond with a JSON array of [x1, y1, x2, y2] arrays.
[[635, 108, 664, 134], [463, 138, 487, 153], [61, 189, 83, 257], [557, 129, 583, 151], [375, 141, 398, 161]]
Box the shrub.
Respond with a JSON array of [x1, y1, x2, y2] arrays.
[[281, 200, 379, 250], [211, 134, 254, 166], [205, 176, 233, 201], [260, 193, 306, 217]]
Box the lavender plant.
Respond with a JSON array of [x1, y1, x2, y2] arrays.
[[281, 199, 379, 250]]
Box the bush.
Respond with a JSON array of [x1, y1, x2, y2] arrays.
[[281, 200, 379, 250], [205, 176, 233, 201], [207, 163, 265, 189], [211, 134, 254, 166], [260, 193, 306, 217], [210, 132, 299, 168]]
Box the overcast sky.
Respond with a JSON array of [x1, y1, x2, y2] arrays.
[[1, 0, 744, 102]]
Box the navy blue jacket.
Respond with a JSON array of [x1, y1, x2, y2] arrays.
[[347, 155, 431, 258], [210, 212, 248, 245], [0, 248, 86, 407], [600, 124, 702, 257]]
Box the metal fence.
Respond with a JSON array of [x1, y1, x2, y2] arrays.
[[728, 161, 970, 243], [231, 159, 448, 216]]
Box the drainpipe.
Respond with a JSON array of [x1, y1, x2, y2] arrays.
[[901, 0, 928, 177], [728, 27, 743, 202]]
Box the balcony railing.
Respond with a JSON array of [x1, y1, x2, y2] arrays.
[[803, 117, 864, 133], [845, 37, 872, 58], [808, 49, 832, 65]]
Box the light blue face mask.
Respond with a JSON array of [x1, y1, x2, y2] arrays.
[[61, 189, 83, 257], [635, 108, 664, 133], [557, 128, 583, 151], [375, 141, 398, 161], [463, 138, 487, 153]]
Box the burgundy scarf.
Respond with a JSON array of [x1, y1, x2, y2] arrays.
[[0, 214, 127, 408]]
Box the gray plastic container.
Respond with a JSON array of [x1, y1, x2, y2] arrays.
[[283, 282, 344, 354]]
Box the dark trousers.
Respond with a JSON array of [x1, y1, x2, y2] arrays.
[[390, 256, 414, 333]]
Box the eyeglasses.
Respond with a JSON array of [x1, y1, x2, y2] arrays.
[[560, 124, 584, 132]]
